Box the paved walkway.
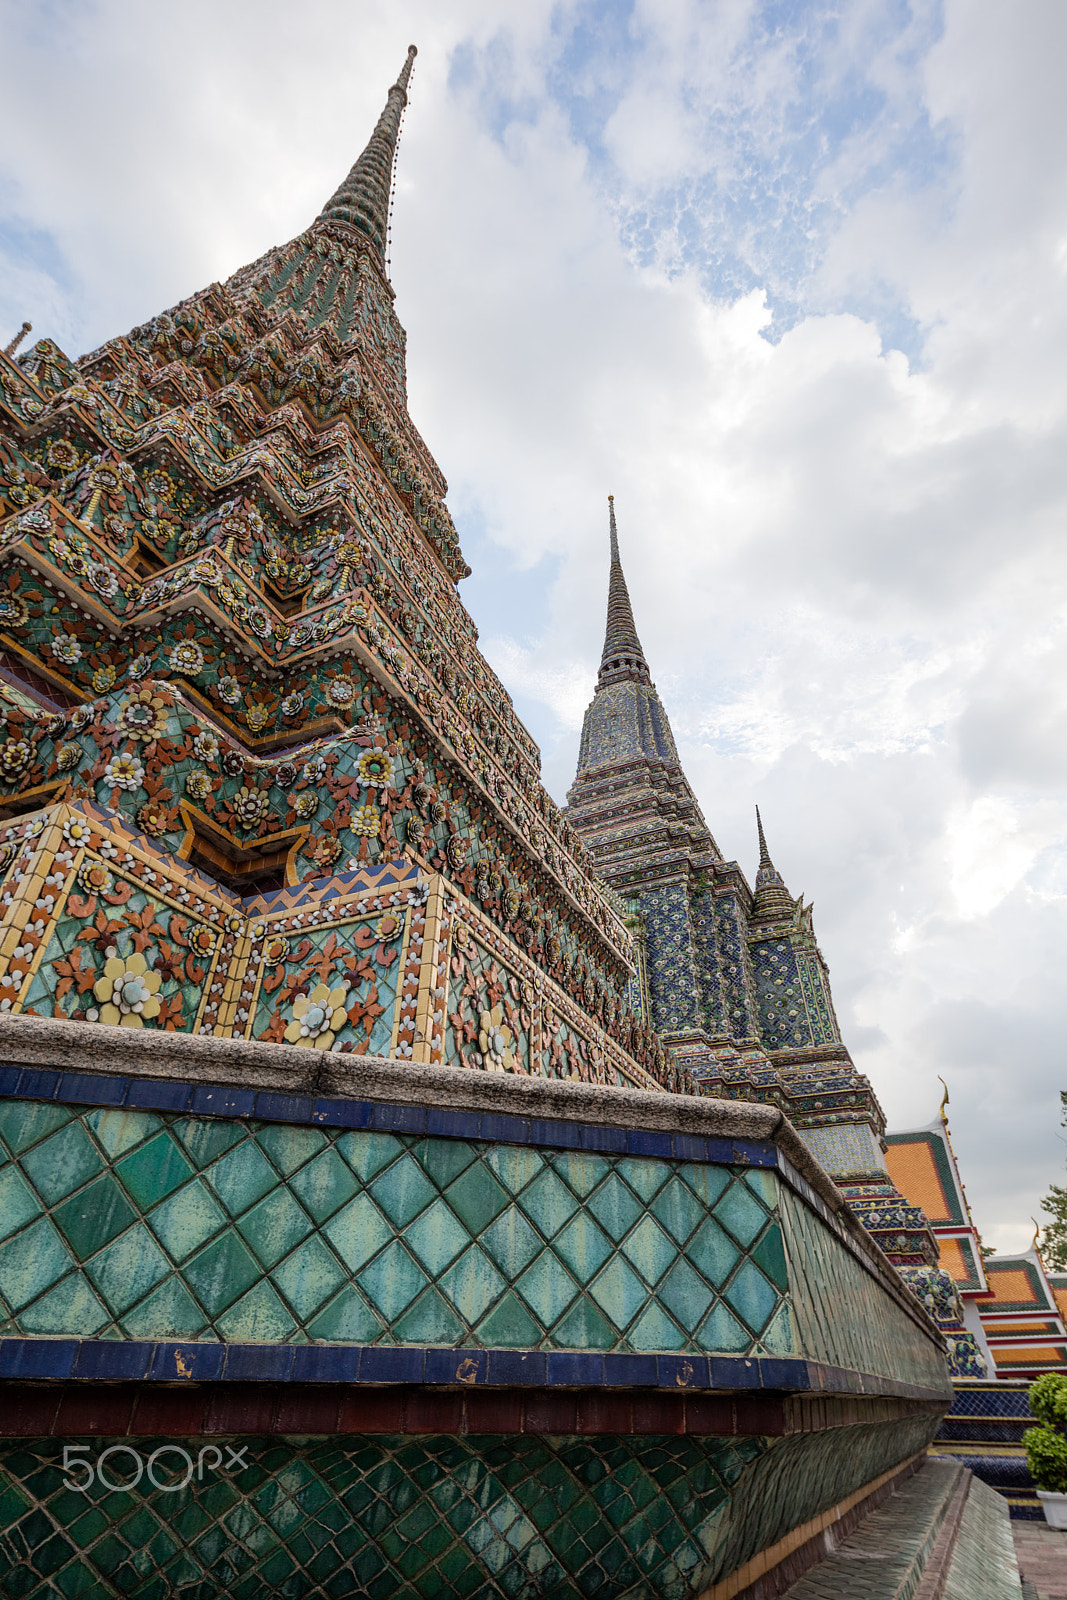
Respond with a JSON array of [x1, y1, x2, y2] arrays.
[[1014, 1520, 1067, 1600]]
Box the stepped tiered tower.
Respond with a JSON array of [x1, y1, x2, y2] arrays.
[[0, 53, 953, 1600]]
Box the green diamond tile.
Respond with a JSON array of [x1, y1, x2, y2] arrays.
[[474, 1291, 542, 1348], [273, 1235, 347, 1321], [358, 1240, 430, 1322], [483, 1146, 545, 1195], [677, 1163, 732, 1209], [323, 1193, 392, 1272], [337, 1131, 404, 1181], [686, 1219, 741, 1289], [218, 1280, 297, 1341], [742, 1169, 777, 1207], [53, 1174, 137, 1261], [404, 1199, 471, 1276], [0, 1100, 72, 1156], [18, 1270, 110, 1336], [550, 1154, 609, 1199], [617, 1157, 671, 1203], [619, 1216, 674, 1287], [723, 1260, 778, 1335], [0, 1217, 71, 1311], [116, 1133, 195, 1209], [589, 1255, 647, 1329], [627, 1301, 687, 1352], [85, 1108, 161, 1159], [306, 1284, 384, 1343], [255, 1124, 328, 1177], [0, 1166, 41, 1243], [651, 1179, 705, 1246], [147, 1180, 228, 1263], [370, 1154, 437, 1229], [207, 1142, 279, 1218], [86, 1223, 170, 1316], [410, 1139, 479, 1190], [171, 1117, 245, 1167], [184, 1230, 261, 1317], [20, 1122, 103, 1204], [551, 1296, 617, 1351], [439, 1245, 506, 1324], [515, 1252, 579, 1327], [121, 1277, 209, 1339], [481, 1207, 542, 1279], [587, 1174, 644, 1243], [760, 1302, 795, 1353], [237, 1189, 314, 1269], [393, 1287, 466, 1345], [289, 1147, 360, 1223], [713, 1182, 768, 1249], [751, 1224, 788, 1291], [514, 1169, 578, 1240], [657, 1259, 715, 1334], [442, 1166, 510, 1236], [696, 1301, 750, 1353], [552, 1214, 613, 1285]]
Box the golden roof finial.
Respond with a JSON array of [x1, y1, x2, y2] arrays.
[[937, 1076, 949, 1122], [1031, 1217, 1042, 1253]]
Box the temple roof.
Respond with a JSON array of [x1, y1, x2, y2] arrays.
[[320, 44, 417, 258], [750, 808, 797, 922]]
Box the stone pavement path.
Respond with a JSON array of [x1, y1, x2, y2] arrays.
[[1014, 1521, 1067, 1600]]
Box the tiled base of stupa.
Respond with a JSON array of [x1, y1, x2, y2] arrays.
[[0, 1015, 951, 1599]]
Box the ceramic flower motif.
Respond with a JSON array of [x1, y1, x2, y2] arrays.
[[185, 770, 212, 800], [477, 1004, 514, 1072], [91, 952, 162, 1027], [116, 690, 170, 742], [103, 754, 144, 792], [169, 641, 205, 674], [51, 633, 82, 665], [352, 803, 380, 837], [284, 983, 348, 1049], [357, 749, 394, 789], [217, 675, 241, 705]]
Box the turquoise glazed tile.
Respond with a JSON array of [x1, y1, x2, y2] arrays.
[[474, 1291, 542, 1348], [651, 1178, 706, 1246], [484, 1145, 545, 1195], [171, 1117, 245, 1168], [370, 1154, 437, 1229], [515, 1169, 578, 1239], [713, 1182, 768, 1249], [587, 1174, 644, 1242], [357, 1239, 429, 1321], [183, 1231, 261, 1318], [337, 1131, 404, 1181], [410, 1138, 478, 1191], [550, 1153, 609, 1198], [617, 1157, 671, 1202], [393, 1287, 466, 1346], [761, 1303, 796, 1354], [687, 1218, 741, 1289], [85, 1108, 161, 1160], [0, 1217, 71, 1311], [255, 1124, 327, 1177], [442, 1166, 509, 1235], [273, 1235, 347, 1321], [589, 1255, 648, 1329], [0, 1100, 72, 1156], [116, 1133, 195, 1209], [20, 1122, 103, 1204], [17, 1271, 109, 1336], [751, 1223, 788, 1291], [678, 1163, 732, 1209], [658, 1258, 715, 1333], [723, 1260, 778, 1335], [85, 1224, 170, 1317], [305, 1283, 384, 1343], [742, 1169, 777, 1207], [552, 1214, 613, 1285], [438, 1245, 506, 1324], [551, 1296, 617, 1351], [146, 1180, 227, 1263], [218, 1280, 297, 1341], [0, 1167, 41, 1243], [619, 1215, 674, 1287], [404, 1199, 470, 1277], [480, 1207, 543, 1279], [323, 1194, 392, 1273], [237, 1189, 314, 1269], [53, 1174, 138, 1261], [121, 1277, 209, 1339], [515, 1252, 579, 1326], [206, 1142, 279, 1217], [697, 1301, 751, 1353], [288, 1147, 360, 1223], [627, 1301, 687, 1352]]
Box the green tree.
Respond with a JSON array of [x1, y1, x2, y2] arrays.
[[1039, 1090, 1067, 1272]]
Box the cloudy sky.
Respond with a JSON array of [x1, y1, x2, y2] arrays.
[[3, 0, 1066, 1251]]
